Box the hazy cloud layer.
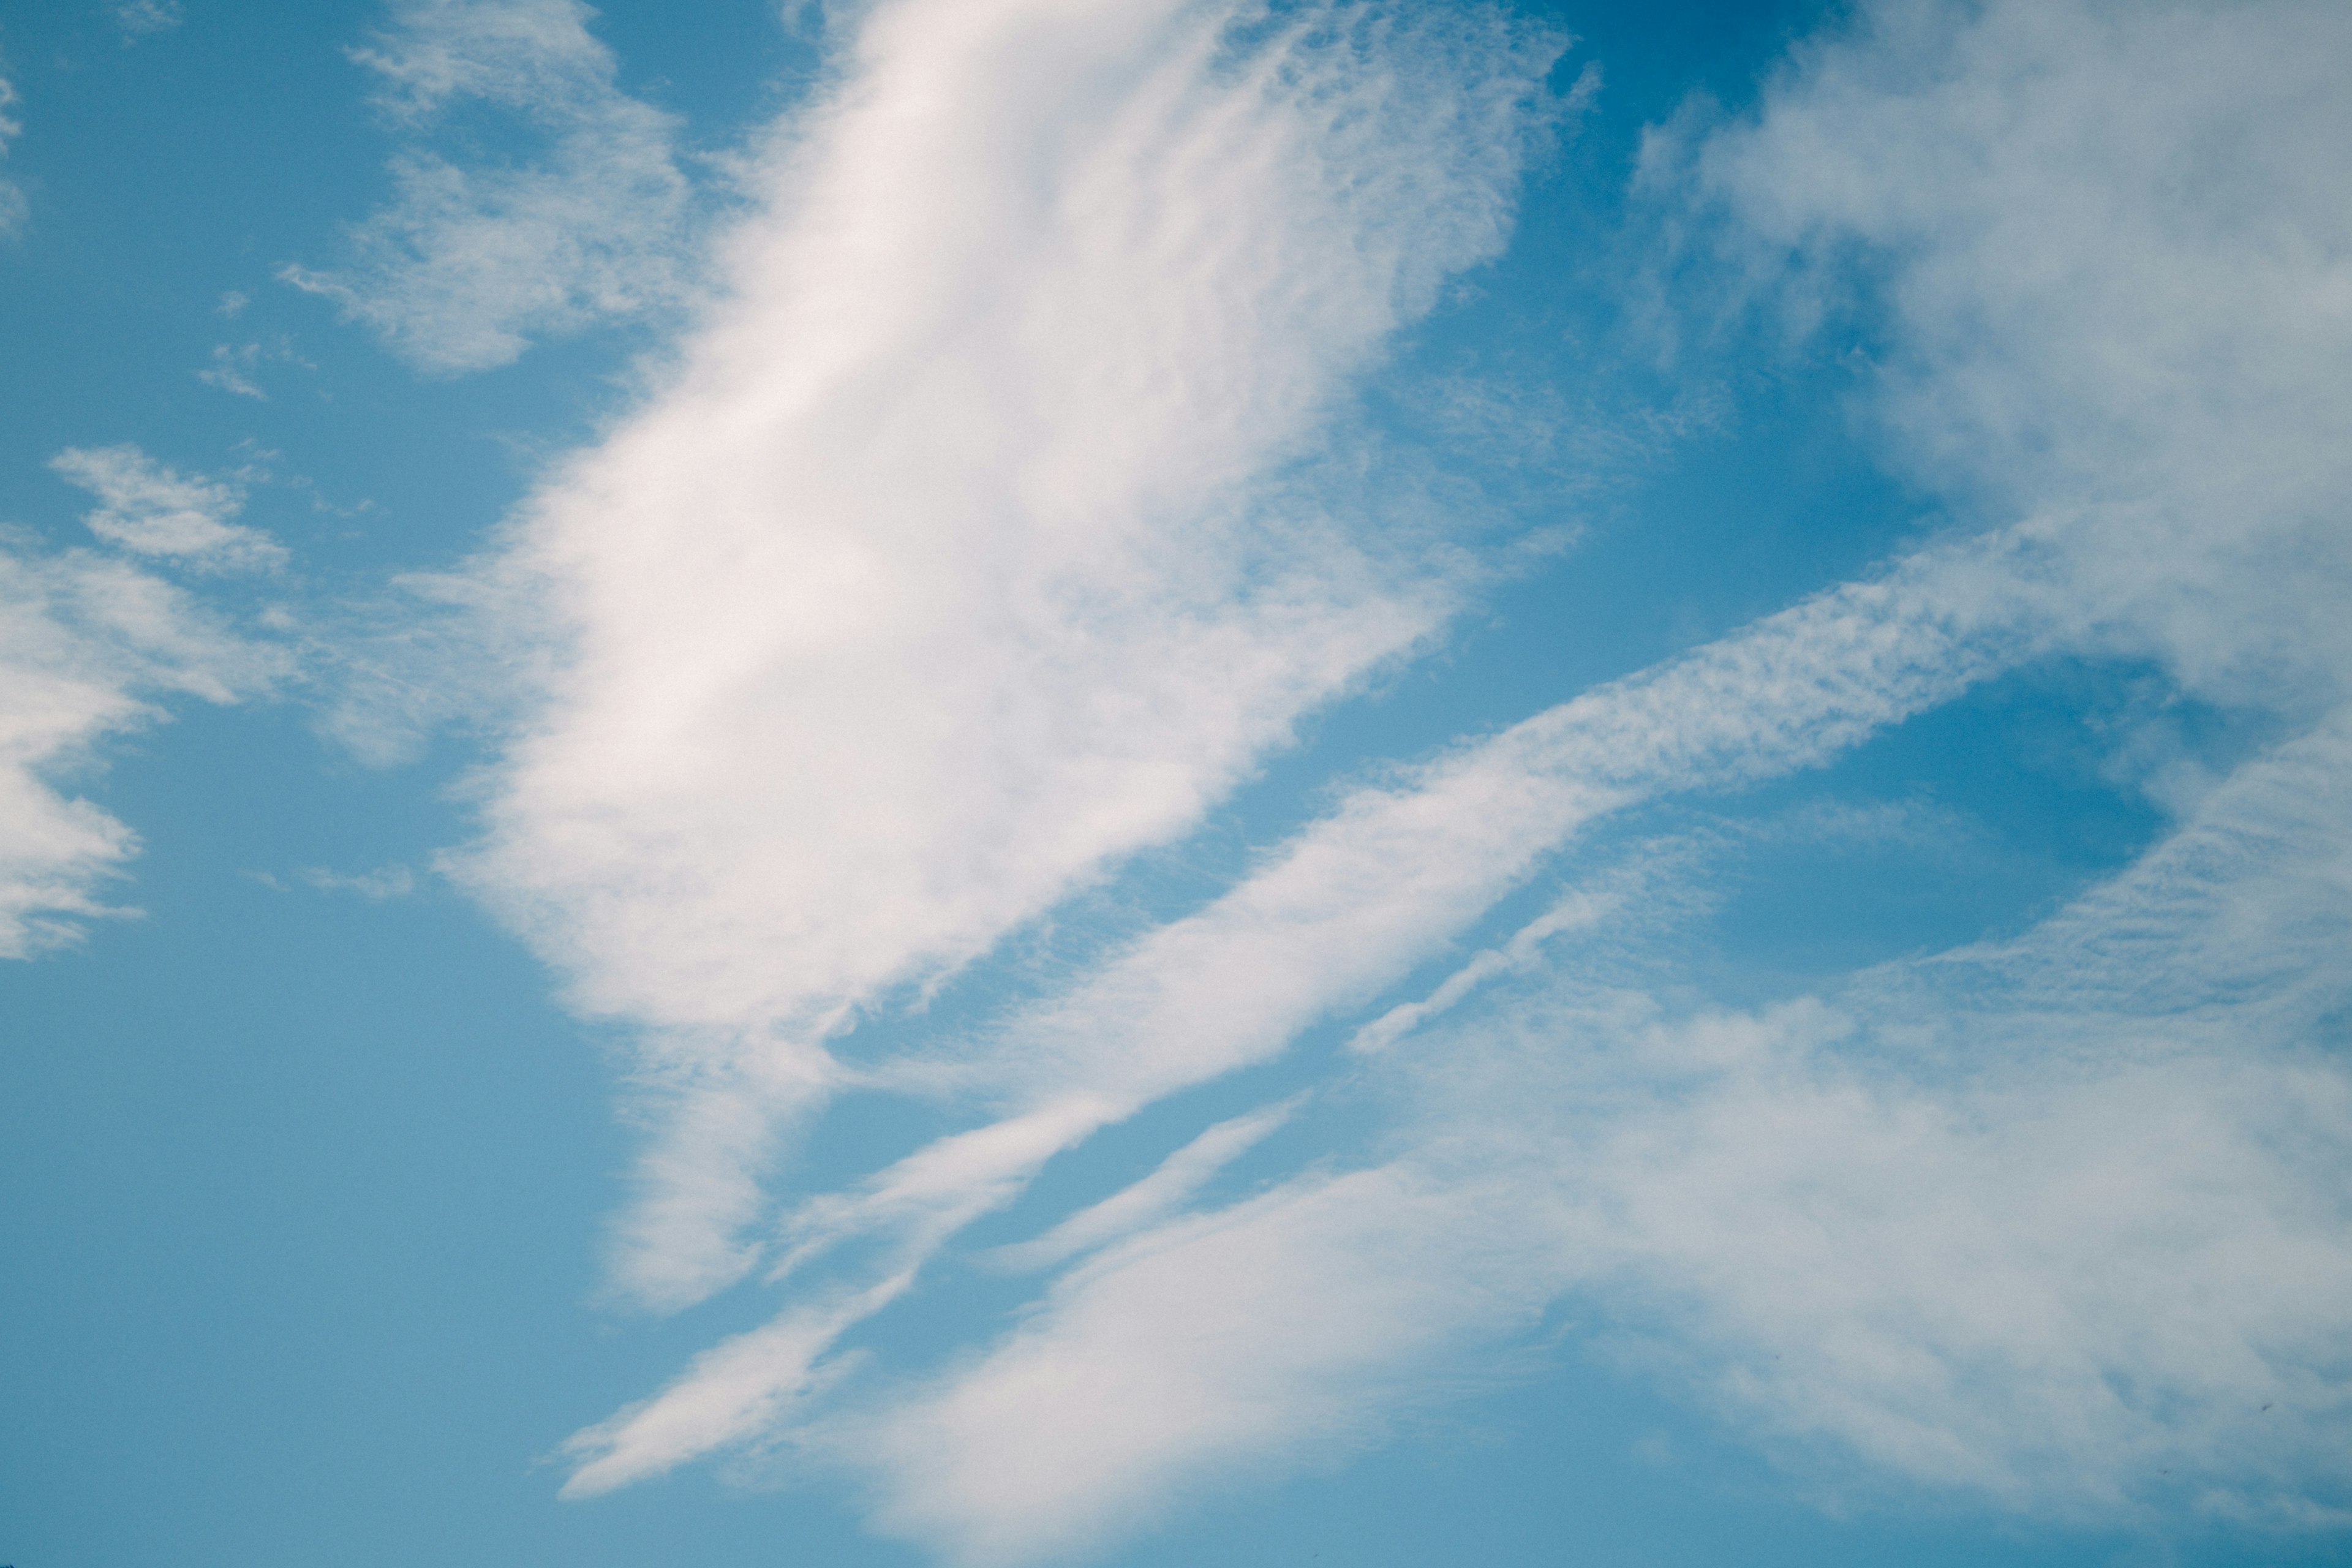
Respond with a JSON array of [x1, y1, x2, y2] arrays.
[[281, 0, 693, 371]]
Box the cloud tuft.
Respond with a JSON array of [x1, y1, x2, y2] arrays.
[[50, 446, 287, 573], [281, 0, 694, 372]]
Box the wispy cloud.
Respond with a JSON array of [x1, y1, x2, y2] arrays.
[[844, 1161, 1551, 1568], [2, 445, 290, 954], [281, 0, 693, 372], [921, 524, 2052, 1115], [112, 0, 184, 40], [50, 445, 287, 573], [823, 692, 2352, 1551], [0, 524, 289, 957], [548, 492, 2054, 1501], [1409, 721, 2352, 1514], [199, 345, 267, 399], [530, 0, 2352, 1551], [303, 864, 417, 899], [0, 75, 26, 239], [1671, 0, 2352, 710], [243, 864, 418, 899], [195, 338, 314, 401], [355, 0, 2352, 1554], [1016, 920, 2332, 1545], [984, 1097, 1300, 1274], [445, 0, 1563, 1321]]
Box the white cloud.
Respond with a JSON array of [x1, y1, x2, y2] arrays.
[[841, 1164, 1553, 1568], [113, 0, 184, 40], [837, 709, 2352, 1551], [0, 535, 288, 957], [195, 339, 314, 401], [50, 445, 287, 573], [281, 0, 693, 372], [300, 864, 417, 899], [1675, 0, 2352, 711], [243, 865, 419, 900], [552, 493, 2055, 1500], [0, 445, 288, 953], [922, 523, 2052, 1117], [633, 0, 2352, 1550], [471, 0, 2352, 1551], [0, 75, 26, 239], [197, 344, 266, 400], [562, 1091, 1118, 1496], [562, 1092, 1306, 1499], [448, 0, 1562, 1318], [985, 1097, 1300, 1274], [1413, 720, 2352, 1517], [1342, 870, 1651, 1057]]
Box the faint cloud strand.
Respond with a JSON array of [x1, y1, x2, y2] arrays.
[[280, 0, 693, 372], [301, 864, 418, 899], [195, 338, 314, 401], [0, 77, 27, 238], [113, 1, 184, 40]]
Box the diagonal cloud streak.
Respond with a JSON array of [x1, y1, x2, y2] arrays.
[[554, 511, 2059, 1496]]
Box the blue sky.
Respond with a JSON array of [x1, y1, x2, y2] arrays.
[[4, 2, 2350, 1565]]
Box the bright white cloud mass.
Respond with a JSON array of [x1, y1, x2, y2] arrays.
[[6, 2, 2350, 1567]]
